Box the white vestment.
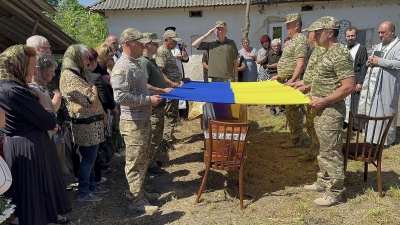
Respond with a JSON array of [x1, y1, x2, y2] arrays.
[[358, 37, 400, 145]]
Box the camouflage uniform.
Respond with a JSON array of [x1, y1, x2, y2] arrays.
[[138, 32, 169, 166], [156, 43, 182, 143], [303, 46, 326, 157], [310, 34, 354, 198], [111, 28, 153, 200], [277, 27, 309, 141], [149, 107, 166, 164]]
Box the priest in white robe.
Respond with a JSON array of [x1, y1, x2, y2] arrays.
[[358, 21, 400, 146]]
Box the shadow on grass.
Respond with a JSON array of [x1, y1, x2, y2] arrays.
[[343, 170, 400, 201], [167, 151, 204, 165], [122, 210, 186, 224]]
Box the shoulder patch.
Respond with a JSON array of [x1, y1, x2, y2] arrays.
[[113, 70, 125, 76]]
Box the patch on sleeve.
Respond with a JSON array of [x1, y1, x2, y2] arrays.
[[113, 70, 125, 76]]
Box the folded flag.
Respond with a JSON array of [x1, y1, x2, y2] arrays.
[[161, 80, 310, 105]]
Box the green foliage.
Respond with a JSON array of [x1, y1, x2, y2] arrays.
[[45, 0, 108, 48]]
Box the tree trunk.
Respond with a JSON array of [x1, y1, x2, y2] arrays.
[[242, 0, 251, 39]]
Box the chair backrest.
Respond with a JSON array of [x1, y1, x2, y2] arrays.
[[205, 118, 251, 171], [345, 112, 395, 162]]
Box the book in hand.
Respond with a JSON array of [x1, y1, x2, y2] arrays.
[[373, 51, 384, 58]]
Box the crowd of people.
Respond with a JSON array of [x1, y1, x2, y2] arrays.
[[194, 15, 400, 207], [0, 11, 399, 224]]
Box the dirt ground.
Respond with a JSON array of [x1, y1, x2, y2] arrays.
[[65, 105, 400, 225]]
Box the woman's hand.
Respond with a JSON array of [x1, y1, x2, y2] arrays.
[[52, 124, 59, 134]]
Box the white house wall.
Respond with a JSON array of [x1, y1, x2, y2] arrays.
[[104, 0, 400, 81]]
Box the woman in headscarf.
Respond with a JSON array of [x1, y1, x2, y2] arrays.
[[0, 45, 71, 225], [60, 44, 108, 202]]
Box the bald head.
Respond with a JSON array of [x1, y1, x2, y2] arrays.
[[378, 21, 396, 44], [106, 35, 119, 51], [26, 35, 51, 54]]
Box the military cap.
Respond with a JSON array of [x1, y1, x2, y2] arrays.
[[303, 16, 339, 32], [165, 26, 176, 31], [302, 21, 319, 32], [215, 21, 227, 29], [120, 28, 151, 44], [163, 30, 181, 42], [285, 13, 302, 24], [143, 32, 161, 43]]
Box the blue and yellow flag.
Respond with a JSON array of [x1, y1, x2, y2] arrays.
[[162, 80, 310, 105]]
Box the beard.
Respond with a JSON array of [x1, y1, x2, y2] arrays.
[[346, 40, 356, 47]]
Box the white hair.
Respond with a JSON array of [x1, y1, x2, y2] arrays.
[[77, 44, 89, 55], [26, 35, 49, 50], [271, 38, 281, 46]]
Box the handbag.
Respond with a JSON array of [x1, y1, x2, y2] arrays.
[[97, 129, 115, 164], [0, 149, 12, 194]]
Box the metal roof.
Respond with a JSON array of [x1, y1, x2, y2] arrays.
[[0, 0, 76, 54], [89, 0, 330, 11]]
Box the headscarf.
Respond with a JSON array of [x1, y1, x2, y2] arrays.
[[0, 45, 28, 85], [34, 54, 57, 91], [61, 44, 89, 82]]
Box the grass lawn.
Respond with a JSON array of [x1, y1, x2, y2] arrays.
[[66, 105, 400, 225]]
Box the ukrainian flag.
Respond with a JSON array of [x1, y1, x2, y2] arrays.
[[161, 80, 310, 105]]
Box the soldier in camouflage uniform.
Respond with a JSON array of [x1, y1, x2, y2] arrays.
[[301, 17, 355, 207], [111, 28, 162, 213], [291, 30, 326, 163], [138, 33, 173, 174], [156, 30, 189, 149], [271, 13, 310, 149]]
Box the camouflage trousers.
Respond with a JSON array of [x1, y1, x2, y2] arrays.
[[286, 104, 304, 140], [163, 99, 179, 143], [149, 107, 166, 166], [119, 119, 151, 199], [314, 102, 345, 198], [305, 105, 319, 157]]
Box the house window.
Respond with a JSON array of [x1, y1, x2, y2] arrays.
[[301, 4, 314, 11], [189, 11, 202, 17], [268, 22, 288, 49]]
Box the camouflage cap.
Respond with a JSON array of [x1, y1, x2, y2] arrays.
[[163, 30, 181, 42], [303, 16, 339, 32], [215, 21, 227, 29], [285, 13, 302, 24], [302, 21, 319, 32], [142, 32, 161, 43], [120, 28, 151, 44]]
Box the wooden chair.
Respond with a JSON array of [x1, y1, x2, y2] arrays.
[[195, 118, 251, 210], [343, 112, 395, 197]]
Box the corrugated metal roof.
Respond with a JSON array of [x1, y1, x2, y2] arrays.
[[88, 0, 329, 11], [89, 0, 250, 11]]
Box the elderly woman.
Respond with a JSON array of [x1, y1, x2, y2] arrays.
[[29, 54, 70, 171], [264, 39, 285, 115], [60, 44, 108, 202], [87, 47, 119, 184], [0, 45, 71, 225], [256, 35, 272, 81], [238, 38, 258, 82]]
